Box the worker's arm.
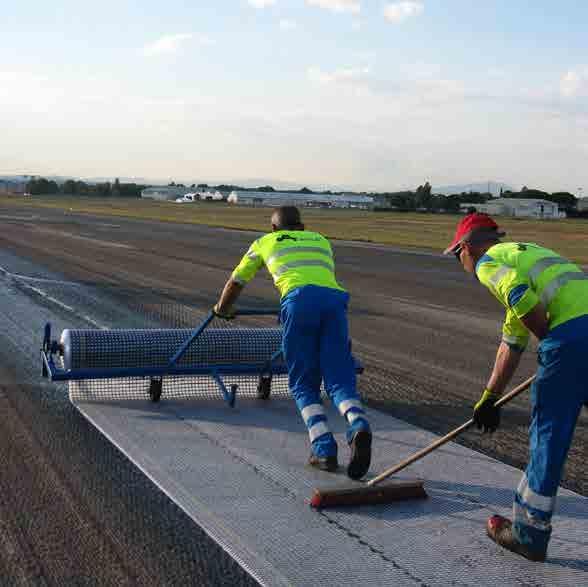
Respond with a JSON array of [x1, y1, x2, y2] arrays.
[[486, 299, 547, 395], [485, 341, 523, 396], [473, 341, 522, 433], [473, 302, 547, 433], [482, 302, 547, 391], [213, 239, 264, 318], [213, 279, 244, 318], [473, 260, 547, 433]]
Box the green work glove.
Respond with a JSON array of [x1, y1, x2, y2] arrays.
[[212, 304, 235, 320], [473, 389, 501, 433]]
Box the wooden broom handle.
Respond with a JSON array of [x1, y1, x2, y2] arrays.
[[367, 374, 536, 487]]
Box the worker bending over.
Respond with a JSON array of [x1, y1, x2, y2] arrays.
[[445, 212, 588, 562], [214, 206, 372, 480]]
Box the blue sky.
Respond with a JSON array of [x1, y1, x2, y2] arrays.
[[1, 1, 587, 193]]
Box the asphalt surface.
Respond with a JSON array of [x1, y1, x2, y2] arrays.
[[0, 203, 586, 584]]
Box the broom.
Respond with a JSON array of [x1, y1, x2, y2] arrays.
[[310, 375, 536, 508]]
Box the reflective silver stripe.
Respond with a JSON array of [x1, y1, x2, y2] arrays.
[[300, 403, 325, 424], [516, 473, 556, 513], [502, 334, 520, 345], [540, 272, 588, 306], [347, 411, 367, 424], [246, 251, 260, 260], [338, 399, 363, 416], [513, 501, 552, 531], [528, 256, 569, 284], [308, 421, 331, 442], [267, 246, 332, 267], [488, 265, 512, 287], [273, 259, 334, 277]]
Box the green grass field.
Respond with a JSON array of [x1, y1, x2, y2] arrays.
[[2, 194, 588, 264]]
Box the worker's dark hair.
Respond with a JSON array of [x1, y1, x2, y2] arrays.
[[272, 206, 303, 230]]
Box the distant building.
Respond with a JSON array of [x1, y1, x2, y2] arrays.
[[0, 180, 26, 194], [197, 190, 225, 201], [460, 198, 564, 219], [227, 190, 374, 209], [577, 198, 588, 212], [174, 193, 198, 203], [141, 186, 189, 201]]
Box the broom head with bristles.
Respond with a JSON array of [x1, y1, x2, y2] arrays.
[[310, 479, 427, 509]]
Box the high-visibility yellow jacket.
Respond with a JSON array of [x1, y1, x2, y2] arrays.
[[231, 230, 345, 298], [476, 242, 588, 350]]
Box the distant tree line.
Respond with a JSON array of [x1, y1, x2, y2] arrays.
[[373, 182, 578, 214], [191, 183, 320, 195], [25, 176, 580, 214], [26, 177, 146, 198]]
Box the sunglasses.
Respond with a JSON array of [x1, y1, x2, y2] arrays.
[[453, 246, 462, 261]]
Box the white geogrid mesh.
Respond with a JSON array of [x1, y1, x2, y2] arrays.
[[62, 322, 290, 403], [68, 373, 291, 402]]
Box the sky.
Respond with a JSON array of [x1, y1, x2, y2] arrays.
[[1, 1, 587, 193]]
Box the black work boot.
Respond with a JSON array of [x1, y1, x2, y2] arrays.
[[308, 454, 338, 472], [347, 429, 372, 480], [487, 515, 547, 562]]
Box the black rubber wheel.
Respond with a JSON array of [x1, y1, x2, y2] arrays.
[[149, 378, 163, 403], [229, 384, 238, 408], [257, 375, 272, 400]]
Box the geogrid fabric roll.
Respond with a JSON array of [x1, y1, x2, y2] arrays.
[[61, 328, 283, 370], [61, 327, 289, 402]]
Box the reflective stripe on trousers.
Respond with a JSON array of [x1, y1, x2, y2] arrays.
[[301, 403, 333, 443]]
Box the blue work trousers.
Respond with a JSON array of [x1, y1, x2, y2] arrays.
[[513, 338, 588, 552], [280, 285, 370, 458]]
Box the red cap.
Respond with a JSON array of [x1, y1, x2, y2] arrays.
[[443, 213, 504, 254]]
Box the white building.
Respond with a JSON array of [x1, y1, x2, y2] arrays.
[[0, 180, 26, 194], [197, 190, 224, 201], [175, 193, 197, 203], [141, 186, 190, 201], [460, 198, 564, 219], [227, 190, 374, 209]]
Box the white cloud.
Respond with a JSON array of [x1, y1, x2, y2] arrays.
[[279, 19, 297, 31], [306, 63, 467, 103], [560, 69, 587, 98], [383, 1, 424, 23], [142, 34, 195, 56], [306, 0, 360, 15], [248, 0, 276, 7], [195, 34, 216, 46], [307, 65, 370, 84]]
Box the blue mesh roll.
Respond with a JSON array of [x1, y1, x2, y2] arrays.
[[61, 328, 282, 371]]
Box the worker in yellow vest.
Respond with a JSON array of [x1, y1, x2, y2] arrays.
[[214, 206, 372, 480], [445, 212, 588, 562]]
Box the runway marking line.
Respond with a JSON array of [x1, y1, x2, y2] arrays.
[[31, 227, 133, 250], [0, 264, 107, 330]]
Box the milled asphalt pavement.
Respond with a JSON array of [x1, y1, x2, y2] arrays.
[[0, 203, 585, 584]]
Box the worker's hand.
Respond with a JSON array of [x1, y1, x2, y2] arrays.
[[212, 304, 235, 320], [473, 389, 501, 433]]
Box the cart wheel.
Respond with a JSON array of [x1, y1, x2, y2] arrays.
[[229, 384, 238, 408], [257, 374, 272, 400], [43, 323, 52, 352], [149, 377, 163, 403]]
